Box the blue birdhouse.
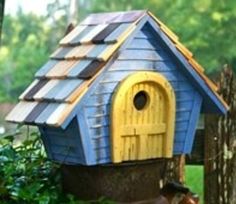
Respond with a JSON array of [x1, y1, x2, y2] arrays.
[[6, 10, 228, 165]]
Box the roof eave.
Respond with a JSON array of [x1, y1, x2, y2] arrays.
[[146, 15, 228, 115]]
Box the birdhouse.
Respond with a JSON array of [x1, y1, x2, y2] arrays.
[[6, 10, 228, 165]]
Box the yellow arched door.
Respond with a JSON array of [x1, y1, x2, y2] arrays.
[[111, 72, 176, 163]]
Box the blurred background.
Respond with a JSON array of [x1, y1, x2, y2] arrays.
[[0, 1, 235, 202]]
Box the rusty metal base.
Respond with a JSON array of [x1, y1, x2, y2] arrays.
[[61, 160, 166, 203]]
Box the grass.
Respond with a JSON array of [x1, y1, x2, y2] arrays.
[[185, 165, 204, 203]]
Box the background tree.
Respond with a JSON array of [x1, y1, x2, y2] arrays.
[[0, 0, 235, 102]]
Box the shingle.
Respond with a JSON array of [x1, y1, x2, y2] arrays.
[[70, 25, 96, 45], [19, 79, 39, 99], [34, 103, 61, 124], [67, 60, 92, 77], [80, 10, 146, 25], [24, 102, 49, 123], [54, 79, 83, 101], [104, 23, 132, 43], [46, 103, 68, 126], [35, 60, 58, 78], [80, 24, 108, 44], [33, 80, 60, 100], [65, 44, 95, 59], [43, 80, 69, 100], [92, 23, 121, 44], [86, 44, 108, 59], [60, 25, 87, 45], [46, 60, 77, 78], [5, 101, 38, 123], [24, 79, 49, 100], [78, 60, 105, 79], [50, 47, 74, 59]]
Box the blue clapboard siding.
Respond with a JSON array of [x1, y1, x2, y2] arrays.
[[38, 117, 86, 165], [77, 24, 202, 164]]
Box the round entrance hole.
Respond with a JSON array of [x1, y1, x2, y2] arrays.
[[133, 91, 149, 110]]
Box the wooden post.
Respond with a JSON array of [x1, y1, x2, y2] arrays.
[[204, 66, 236, 204], [61, 157, 185, 202]]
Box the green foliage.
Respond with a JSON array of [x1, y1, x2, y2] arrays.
[[185, 165, 204, 203], [0, 128, 115, 204], [0, 0, 235, 100]]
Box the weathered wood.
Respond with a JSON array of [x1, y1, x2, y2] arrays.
[[204, 66, 236, 204], [61, 159, 184, 202]]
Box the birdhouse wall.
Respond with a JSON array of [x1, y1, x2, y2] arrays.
[[39, 117, 86, 165], [77, 22, 203, 164]]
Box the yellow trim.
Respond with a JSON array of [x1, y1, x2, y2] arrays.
[[111, 71, 176, 163]]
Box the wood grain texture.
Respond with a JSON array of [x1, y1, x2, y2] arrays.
[[60, 25, 87, 45], [19, 79, 39, 100], [78, 60, 105, 79], [46, 103, 68, 126], [54, 79, 83, 101], [24, 102, 49, 123], [104, 23, 132, 43], [34, 103, 61, 124], [67, 60, 91, 77], [43, 80, 71, 101], [86, 44, 108, 59], [92, 23, 121, 44], [33, 80, 60, 100], [24, 79, 49, 100], [147, 17, 228, 114], [65, 44, 95, 59], [80, 24, 108, 44], [35, 60, 58, 78], [5, 101, 38, 123], [80, 10, 145, 25], [46, 60, 77, 78], [70, 25, 96, 45], [111, 72, 175, 163], [50, 47, 74, 59]]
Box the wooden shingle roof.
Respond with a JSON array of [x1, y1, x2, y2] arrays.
[[6, 10, 228, 127], [6, 11, 146, 127]]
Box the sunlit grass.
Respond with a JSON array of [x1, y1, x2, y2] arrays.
[[185, 165, 204, 203]]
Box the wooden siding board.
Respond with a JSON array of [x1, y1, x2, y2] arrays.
[[77, 112, 96, 165], [67, 60, 91, 77], [184, 92, 203, 153], [24, 79, 49, 100], [39, 127, 53, 158], [24, 102, 49, 123], [35, 60, 58, 78], [127, 38, 156, 50], [118, 49, 164, 61], [147, 18, 227, 114]]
